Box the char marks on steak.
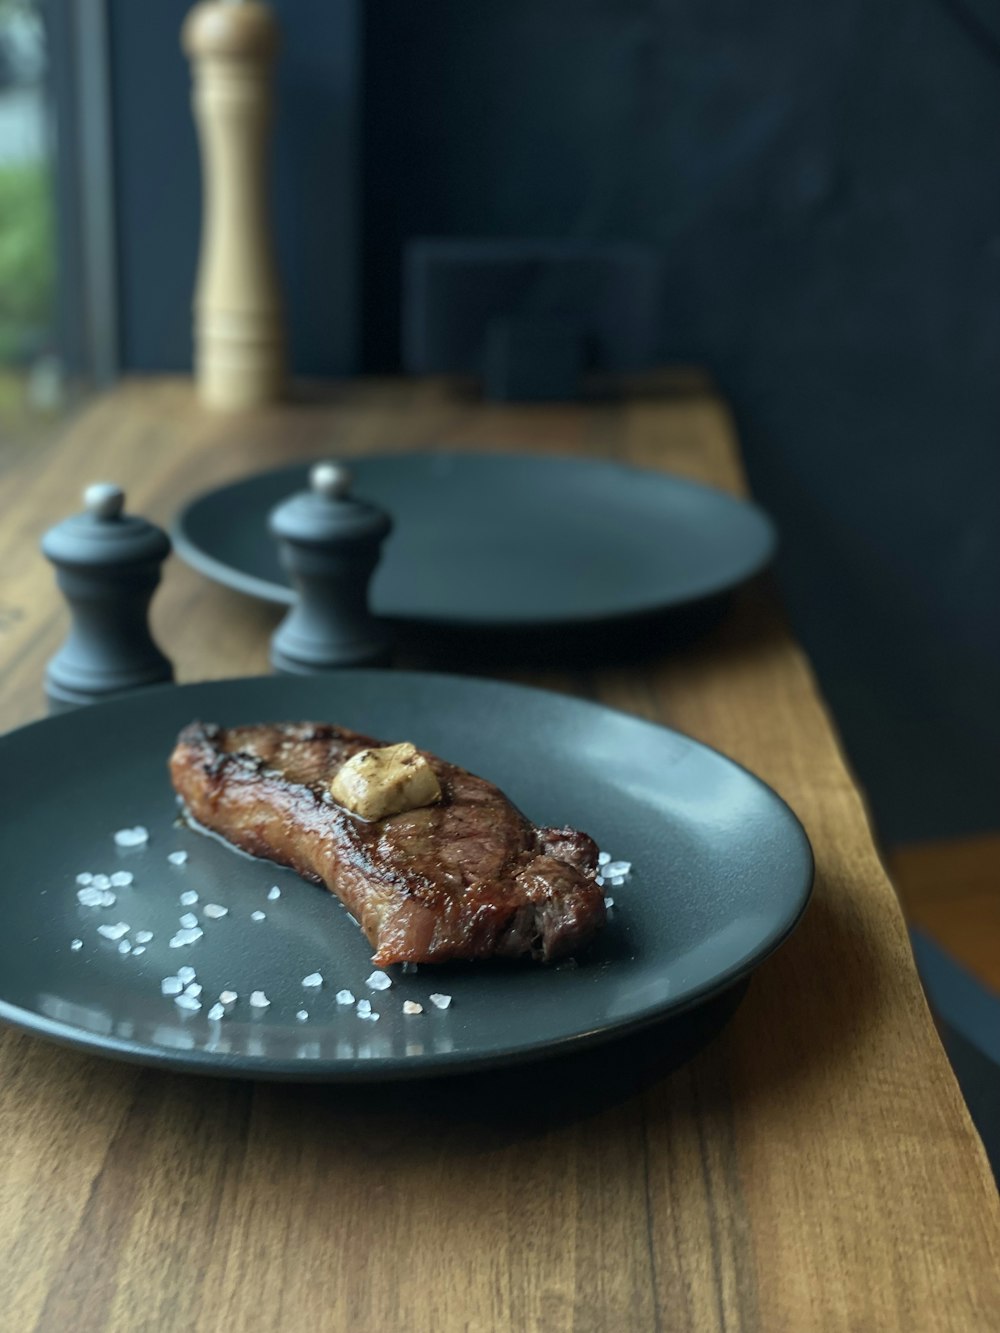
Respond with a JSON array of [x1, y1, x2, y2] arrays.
[[169, 721, 605, 965]]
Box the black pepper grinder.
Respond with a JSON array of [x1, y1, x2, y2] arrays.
[[268, 461, 393, 673], [41, 482, 173, 712]]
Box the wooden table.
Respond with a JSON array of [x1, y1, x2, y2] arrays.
[[1, 378, 998, 1332]]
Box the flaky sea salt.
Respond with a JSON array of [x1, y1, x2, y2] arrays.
[[428, 993, 452, 1010], [179, 912, 199, 929], [335, 989, 355, 1005], [604, 860, 631, 878], [302, 972, 323, 989], [202, 903, 228, 919], [110, 871, 133, 888], [179, 890, 199, 906], [134, 930, 153, 944], [365, 970, 391, 991], [251, 911, 266, 923], [168, 851, 188, 866], [70, 938, 83, 951], [267, 886, 281, 900], [177, 966, 196, 985], [114, 826, 148, 848], [403, 1001, 423, 1015], [169, 927, 203, 948], [78, 887, 114, 908], [97, 922, 130, 941], [161, 976, 183, 996], [174, 993, 201, 1012], [296, 1010, 309, 1022], [249, 990, 270, 1008], [218, 990, 237, 1005], [207, 1003, 225, 1021]]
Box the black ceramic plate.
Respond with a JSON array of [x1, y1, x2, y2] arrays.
[[0, 674, 812, 1081], [172, 452, 776, 627]]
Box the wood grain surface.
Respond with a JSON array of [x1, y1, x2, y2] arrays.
[[1, 377, 998, 1333]]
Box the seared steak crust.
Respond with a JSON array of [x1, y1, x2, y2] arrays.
[[168, 721, 605, 965]]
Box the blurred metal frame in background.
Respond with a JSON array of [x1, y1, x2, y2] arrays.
[[46, 0, 118, 385]]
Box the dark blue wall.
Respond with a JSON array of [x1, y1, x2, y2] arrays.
[[107, 0, 1000, 842]]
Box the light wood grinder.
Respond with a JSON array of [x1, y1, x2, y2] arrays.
[[182, 0, 285, 410]]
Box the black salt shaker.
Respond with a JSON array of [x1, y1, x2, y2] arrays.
[[268, 461, 393, 673], [41, 482, 173, 712]]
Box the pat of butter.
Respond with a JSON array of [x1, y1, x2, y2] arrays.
[[329, 742, 442, 821]]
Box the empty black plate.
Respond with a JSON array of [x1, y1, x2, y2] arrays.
[[172, 452, 776, 627], [0, 673, 812, 1080]]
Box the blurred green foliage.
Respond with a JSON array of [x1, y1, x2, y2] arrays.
[[0, 159, 53, 362]]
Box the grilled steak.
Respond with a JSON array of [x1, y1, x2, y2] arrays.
[[169, 721, 606, 965]]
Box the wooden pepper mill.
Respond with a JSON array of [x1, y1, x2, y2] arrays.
[[269, 462, 393, 674], [182, 0, 284, 410], [41, 483, 174, 712]]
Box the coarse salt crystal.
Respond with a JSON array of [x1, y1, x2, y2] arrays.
[[356, 999, 372, 1018], [365, 970, 391, 991], [267, 885, 281, 900], [168, 851, 188, 866], [335, 989, 355, 1005], [207, 1003, 225, 1021], [202, 903, 228, 919], [117, 940, 131, 955], [97, 922, 130, 941], [134, 930, 153, 944], [179, 912, 198, 929], [595, 876, 605, 888], [251, 911, 266, 922], [604, 860, 631, 878], [110, 871, 133, 888], [184, 982, 202, 998], [77, 887, 111, 908], [91, 874, 111, 890], [114, 826, 149, 848], [403, 1001, 423, 1015], [179, 890, 199, 906], [177, 966, 197, 985], [610, 877, 624, 887], [598, 851, 610, 866], [168, 927, 203, 948], [428, 993, 452, 1010], [70, 938, 83, 951], [161, 977, 183, 996], [301, 972, 323, 989], [604, 896, 614, 908], [132, 946, 146, 956], [249, 990, 270, 1008], [218, 990, 237, 1005], [296, 1010, 309, 1022], [75, 872, 93, 886], [174, 993, 201, 1012]]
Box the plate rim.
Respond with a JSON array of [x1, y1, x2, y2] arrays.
[[0, 671, 814, 1081], [171, 449, 778, 626]]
